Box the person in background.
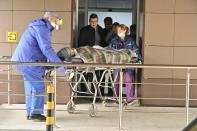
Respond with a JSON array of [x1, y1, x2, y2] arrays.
[[105, 22, 119, 46], [78, 13, 105, 47], [78, 13, 105, 97], [103, 17, 113, 47], [130, 24, 143, 92], [102, 22, 120, 97], [108, 24, 141, 104], [130, 23, 142, 55], [11, 12, 65, 121], [130, 24, 136, 41]]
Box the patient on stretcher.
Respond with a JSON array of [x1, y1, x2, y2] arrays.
[[57, 47, 79, 62], [57, 45, 141, 64]]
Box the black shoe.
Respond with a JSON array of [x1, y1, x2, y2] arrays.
[[30, 114, 46, 122], [26, 115, 31, 120]]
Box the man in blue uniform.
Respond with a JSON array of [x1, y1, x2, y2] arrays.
[[11, 12, 64, 121]]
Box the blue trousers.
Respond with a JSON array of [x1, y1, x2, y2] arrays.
[[21, 70, 45, 116]]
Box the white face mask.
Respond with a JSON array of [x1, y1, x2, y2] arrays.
[[118, 32, 125, 39], [51, 22, 56, 28], [51, 22, 60, 30], [55, 19, 63, 30], [55, 25, 60, 30]]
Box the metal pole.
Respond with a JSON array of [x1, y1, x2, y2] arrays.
[[53, 68, 58, 128], [185, 69, 190, 125], [136, 0, 140, 46], [134, 0, 140, 98], [132, 0, 137, 25], [134, 70, 138, 98], [85, 0, 89, 26], [8, 61, 197, 69], [7, 65, 11, 105], [74, 0, 79, 48], [118, 70, 123, 130]]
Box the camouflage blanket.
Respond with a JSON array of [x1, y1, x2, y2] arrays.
[[76, 46, 137, 64]]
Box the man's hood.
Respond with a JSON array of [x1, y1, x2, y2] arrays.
[[28, 19, 54, 31]]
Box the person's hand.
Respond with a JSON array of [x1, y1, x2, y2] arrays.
[[65, 69, 75, 80], [45, 70, 53, 81], [50, 70, 56, 76]]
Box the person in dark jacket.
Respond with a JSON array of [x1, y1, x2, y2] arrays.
[[108, 24, 141, 103], [130, 24, 137, 41], [103, 17, 113, 47], [11, 12, 64, 121], [78, 13, 105, 47], [105, 22, 119, 46], [130, 24, 143, 87], [78, 13, 105, 96]]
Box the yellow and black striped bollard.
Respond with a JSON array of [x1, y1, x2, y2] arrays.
[[46, 85, 55, 131]]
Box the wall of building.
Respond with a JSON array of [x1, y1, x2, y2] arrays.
[[141, 0, 197, 106], [0, 0, 72, 104], [2, 0, 197, 106]]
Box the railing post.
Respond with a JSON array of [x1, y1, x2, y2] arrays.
[[134, 69, 138, 98], [185, 69, 190, 125], [53, 67, 58, 128], [7, 65, 11, 105], [118, 69, 124, 130], [46, 84, 55, 131]]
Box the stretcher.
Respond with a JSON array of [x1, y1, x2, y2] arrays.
[[67, 66, 99, 117], [45, 62, 101, 116], [46, 46, 142, 116]]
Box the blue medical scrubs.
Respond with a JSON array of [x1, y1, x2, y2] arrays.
[[11, 19, 63, 116], [22, 69, 45, 115]]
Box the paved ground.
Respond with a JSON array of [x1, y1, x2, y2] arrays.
[[0, 101, 196, 131]]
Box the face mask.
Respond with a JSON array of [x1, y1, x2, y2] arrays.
[[118, 32, 125, 39], [55, 25, 60, 30], [51, 22, 59, 30], [55, 18, 63, 30], [51, 22, 56, 28], [51, 18, 63, 30]]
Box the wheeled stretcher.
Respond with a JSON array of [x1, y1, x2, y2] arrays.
[[46, 46, 142, 116]]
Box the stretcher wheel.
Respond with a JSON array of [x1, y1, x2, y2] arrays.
[[102, 100, 107, 107], [123, 102, 128, 109], [123, 99, 128, 109], [89, 104, 97, 117], [67, 101, 76, 113]]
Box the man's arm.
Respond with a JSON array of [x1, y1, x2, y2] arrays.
[[34, 27, 65, 71], [34, 27, 61, 63]]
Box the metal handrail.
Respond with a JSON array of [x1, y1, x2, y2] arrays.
[[1, 61, 197, 69], [0, 61, 194, 130]]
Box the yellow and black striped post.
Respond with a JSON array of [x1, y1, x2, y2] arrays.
[[46, 85, 55, 131]]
